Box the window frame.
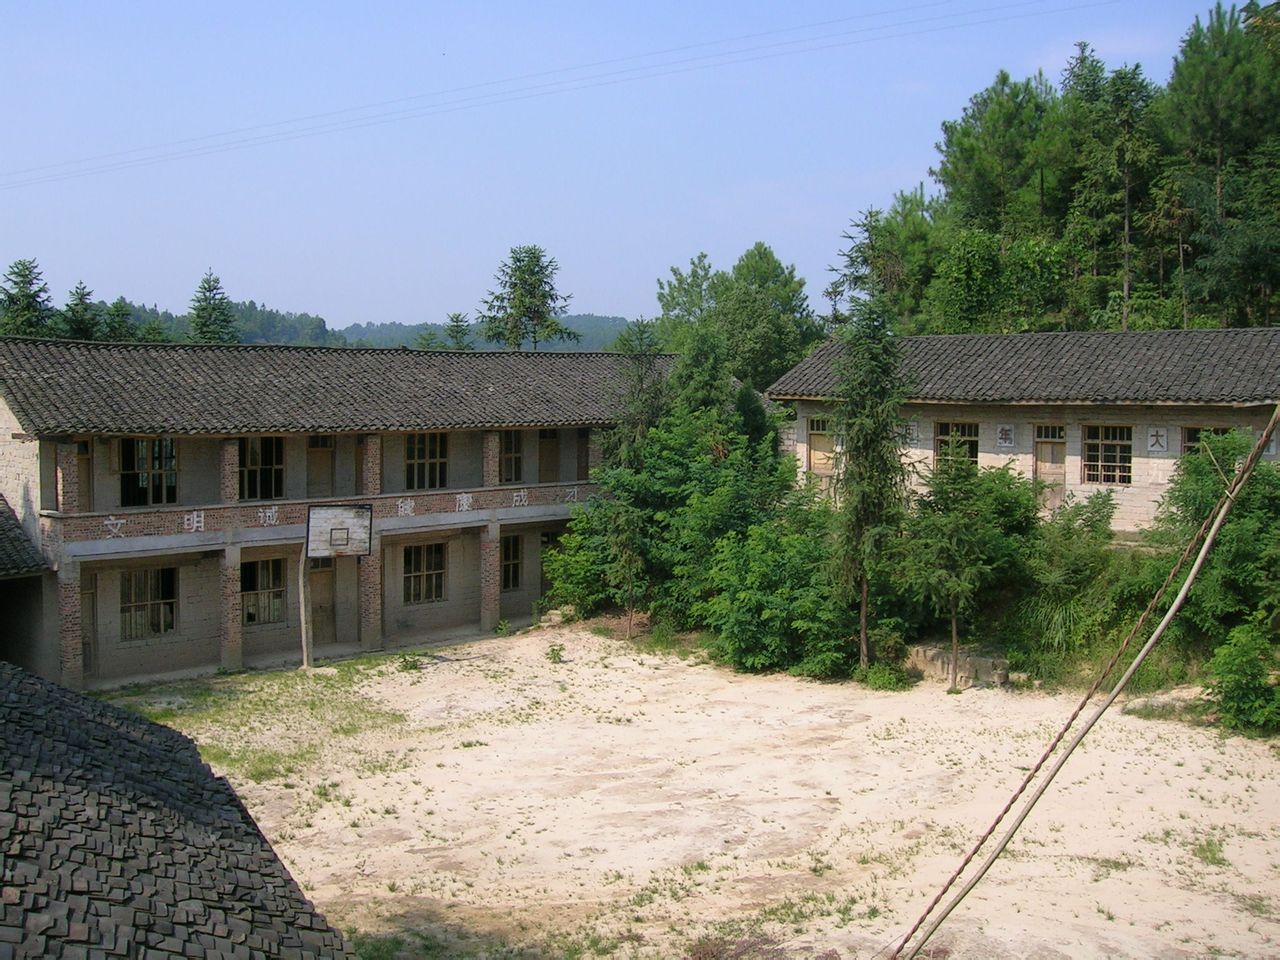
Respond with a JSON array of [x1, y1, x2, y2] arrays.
[[501, 534, 522, 591], [242, 558, 286, 626], [120, 567, 178, 641], [239, 436, 286, 501], [806, 417, 835, 477], [934, 421, 980, 465], [119, 437, 178, 507], [406, 432, 448, 491], [1082, 424, 1133, 485], [1181, 426, 1232, 456], [499, 430, 523, 484], [403, 542, 446, 605]]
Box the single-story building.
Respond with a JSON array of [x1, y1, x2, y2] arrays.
[[766, 328, 1280, 532]]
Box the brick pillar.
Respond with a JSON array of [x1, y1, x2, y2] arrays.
[[362, 434, 383, 496], [220, 439, 240, 503], [220, 544, 243, 671], [358, 536, 383, 650], [587, 428, 604, 472], [482, 431, 500, 487], [480, 522, 501, 632], [55, 441, 80, 514], [58, 561, 83, 690]]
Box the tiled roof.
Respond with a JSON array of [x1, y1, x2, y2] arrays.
[[0, 494, 44, 578], [766, 328, 1280, 405], [0, 338, 674, 436], [0, 662, 353, 958]]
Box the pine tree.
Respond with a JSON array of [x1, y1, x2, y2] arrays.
[[61, 282, 100, 340], [444, 311, 474, 350], [0, 259, 55, 337], [188, 270, 239, 344], [101, 297, 138, 341], [830, 300, 910, 670], [477, 245, 578, 350]]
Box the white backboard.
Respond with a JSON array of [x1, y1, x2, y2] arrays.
[[306, 504, 373, 558]]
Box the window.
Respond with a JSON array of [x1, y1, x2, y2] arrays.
[[239, 437, 285, 500], [935, 422, 979, 464], [120, 438, 177, 507], [307, 434, 335, 449], [309, 557, 334, 571], [1182, 426, 1231, 455], [120, 567, 177, 640], [242, 559, 285, 625], [807, 417, 834, 477], [500, 430, 523, 484], [404, 543, 446, 604], [1035, 425, 1065, 442], [501, 534, 522, 591], [1083, 425, 1133, 484], [406, 432, 448, 490]]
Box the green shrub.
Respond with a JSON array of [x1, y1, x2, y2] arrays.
[[1207, 621, 1280, 731], [855, 663, 917, 690]]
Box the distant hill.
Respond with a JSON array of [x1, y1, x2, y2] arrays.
[[110, 300, 628, 351], [342, 314, 631, 351]]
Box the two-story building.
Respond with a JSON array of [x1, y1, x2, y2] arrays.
[[767, 328, 1280, 532], [0, 338, 647, 690]]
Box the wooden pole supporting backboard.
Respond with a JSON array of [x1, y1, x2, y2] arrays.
[[298, 544, 313, 668]]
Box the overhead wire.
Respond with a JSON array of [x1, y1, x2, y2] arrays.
[[2, 0, 1118, 191]]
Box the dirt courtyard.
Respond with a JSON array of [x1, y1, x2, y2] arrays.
[[122, 624, 1280, 958]]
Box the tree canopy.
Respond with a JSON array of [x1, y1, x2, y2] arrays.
[[188, 270, 240, 345], [477, 245, 579, 351]]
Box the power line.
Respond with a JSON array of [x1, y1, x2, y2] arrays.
[[1, 0, 1118, 191]]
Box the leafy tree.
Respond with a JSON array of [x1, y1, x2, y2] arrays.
[[655, 252, 716, 350], [702, 490, 851, 675], [60, 282, 100, 340], [893, 447, 1038, 690], [100, 296, 138, 341], [829, 301, 909, 669], [0, 258, 55, 337], [444, 311, 474, 350], [478, 245, 578, 350], [413, 327, 448, 350], [606, 318, 670, 467], [188, 270, 239, 344]]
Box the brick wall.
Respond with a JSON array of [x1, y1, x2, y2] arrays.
[[0, 399, 44, 548], [479, 522, 500, 632], [382, 529, 482, 641], [358, 540, 383, 650], [482, 431, 500, 487], [219, 439, 239, 503], [220, 545, 242, 671], [362, 434, 383, 497], [57, 562, 82, 690], [54, 442, 80, 515]]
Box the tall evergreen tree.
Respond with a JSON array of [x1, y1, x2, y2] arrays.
[[444, 311, 474, 350], [100, 296, 138, 341], [830, 300, 910, 670], [0, 259, 55, 337], [60, 282, 100, 340], [478, 245, 578, 350], [188, 270, 239, 344]]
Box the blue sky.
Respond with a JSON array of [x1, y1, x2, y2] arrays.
[[3, 1, 1216, 329]]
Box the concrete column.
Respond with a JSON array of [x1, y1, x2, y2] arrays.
[[358, 536, 383, 650], [220, 439, 240, 503], [220, 544, 243, 671], [55, 441, 80, 514], [58, 560, 83, 690], [362, 434, 383, 496], [482, 431, 501, 487], [479, 521, 501, 632]]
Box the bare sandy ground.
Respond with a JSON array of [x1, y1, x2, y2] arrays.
[[230, 625, 1280, 958]]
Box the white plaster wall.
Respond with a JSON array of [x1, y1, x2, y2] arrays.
[[382, 528, 482, 641]]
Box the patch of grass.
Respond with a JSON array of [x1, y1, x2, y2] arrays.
[[627, 622, 707, 659], [458, 739, 488, 749], [101, 655, 405, 783], [1191, 834, 1229, 867], [854, 663, 917, 691], [349, 932, 405, 960], [546, 642, 565, 664], [588, 624, 615, 638]]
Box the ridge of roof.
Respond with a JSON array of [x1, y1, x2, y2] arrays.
[[766, 327, 1280, 406]]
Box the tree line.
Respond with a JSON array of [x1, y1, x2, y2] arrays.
[[833, 2, 1280, 334]]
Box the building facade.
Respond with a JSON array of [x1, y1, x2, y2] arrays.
[[767, 329, 1280, 533], [0, 339, 643, 689]]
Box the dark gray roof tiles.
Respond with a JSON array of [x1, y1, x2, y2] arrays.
[[0, 494, 44, 579], [766, 328, 1280, 406], [0, 662, 354, 958], [0, 338, 673, 437]]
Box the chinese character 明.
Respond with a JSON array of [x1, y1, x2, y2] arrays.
[[183, 510, 205, 532]]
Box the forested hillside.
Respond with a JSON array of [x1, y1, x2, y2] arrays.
[[343, 314, 629, 350], [833, 2, 1280, 333]]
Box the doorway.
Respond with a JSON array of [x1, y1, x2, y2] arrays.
[[309, 558, 337, 647], [1034, 425, 1067, 512]]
